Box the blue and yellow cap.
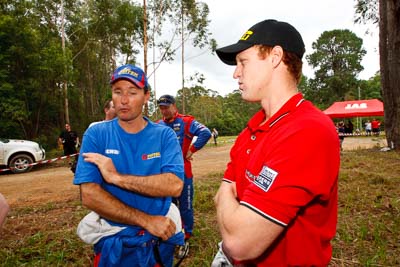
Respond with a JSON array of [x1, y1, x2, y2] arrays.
[[110, 64, 149, 89]]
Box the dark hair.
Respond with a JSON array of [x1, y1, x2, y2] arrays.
[[103, 99, 113, 110], [257, 45, 303, 84]]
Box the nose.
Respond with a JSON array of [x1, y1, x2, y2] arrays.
[[120, 93, 129, 104], [233, 65, 241, 79]]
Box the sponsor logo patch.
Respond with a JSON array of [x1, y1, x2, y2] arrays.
[[173, 123, 181, 133], [105, 149, 119, 155], [254, 165, 278, 192], [142, 152, 161, 160], [118, 67, 139, 78]]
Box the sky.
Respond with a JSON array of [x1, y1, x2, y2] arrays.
[[136, 0, 379, 99]]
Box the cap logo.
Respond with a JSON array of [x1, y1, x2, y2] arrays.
[[157, 95, 175, 105], [240, 30, 253, 41], [118, 68, 139, 78]]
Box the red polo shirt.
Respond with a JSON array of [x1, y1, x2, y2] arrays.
[[371, 120, 380, 129], [223, 93, 340, 266]]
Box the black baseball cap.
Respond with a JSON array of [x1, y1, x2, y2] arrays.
[[216, 19, 305, 65], [157, 94, 176, 106]]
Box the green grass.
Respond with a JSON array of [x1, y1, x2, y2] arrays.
[[1, 148, 399, 266], [331, 150, 400, 266], [205, 135, 237, 147]]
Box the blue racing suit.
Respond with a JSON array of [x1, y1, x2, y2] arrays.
[[158, 112, 211, 239], [74, 118, 184, 267]]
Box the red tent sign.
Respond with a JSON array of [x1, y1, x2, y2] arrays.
[[345, 103, 367, 109], [323, 99, 384, 118]]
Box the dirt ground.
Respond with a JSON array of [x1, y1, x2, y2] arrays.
[[0, 136, 387, 208], [0, 143, 232, 208]]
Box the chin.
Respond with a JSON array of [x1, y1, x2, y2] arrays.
[[241, 94, 258, 103], [240, 92, 250, 100]]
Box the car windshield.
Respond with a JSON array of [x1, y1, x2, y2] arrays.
[[0, 138, 10, 143]]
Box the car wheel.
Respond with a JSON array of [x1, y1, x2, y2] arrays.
[[9, 154, 34, 174]]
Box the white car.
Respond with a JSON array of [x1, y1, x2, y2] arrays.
[[0, 138, 46, 174]]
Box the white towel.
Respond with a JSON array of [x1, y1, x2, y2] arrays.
[[77, 203, 182, 244], [77, 211, 126, 244]]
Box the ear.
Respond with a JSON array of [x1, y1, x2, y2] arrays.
[[271, 46, 284, 68], [144, 90, 151, 102]]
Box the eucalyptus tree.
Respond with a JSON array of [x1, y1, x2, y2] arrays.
[[0, 0, 147, 141], [173, 72, 222, 129], [306, 29, 366, 109], [145, 0, 217, 113], [358, 72, 382, 100], [176, 72, 221, 121], [66, 0, 144, 126], [0, 0, 67, 140], [219, 91, 261, 135], [356, 0, 400, 150], [297, 74, 311, 98], [173, 85, 260, 135], [175, 84, 220, 125]]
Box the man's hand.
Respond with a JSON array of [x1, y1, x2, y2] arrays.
[[186, 150, 193, 161], [83, 153, 120, 184], [145, 215, 177, 241]]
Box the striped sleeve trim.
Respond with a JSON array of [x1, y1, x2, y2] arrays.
[[240, 201, 287, 227], [222, 178, 234, 183]]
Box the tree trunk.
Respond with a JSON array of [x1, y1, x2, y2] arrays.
[[181, 3, 186, 114], [379, 0, 400, 150], [61, 0, 70, 125], [143, 0, 149, 116]]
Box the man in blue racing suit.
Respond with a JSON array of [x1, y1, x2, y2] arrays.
[[74, 65, 184, 267], [157, 94, 211, 258]]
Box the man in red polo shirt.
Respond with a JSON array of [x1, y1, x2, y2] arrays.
[[212, 19, 340, 266], [371, 118, 381, 136]]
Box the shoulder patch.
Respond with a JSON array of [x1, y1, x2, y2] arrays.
[[254, 165, 278, 192]]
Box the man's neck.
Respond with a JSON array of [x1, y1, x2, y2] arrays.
[[118, 117, 148, 133], [261, 82, 298, 120]]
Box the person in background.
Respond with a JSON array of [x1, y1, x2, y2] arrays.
[[371, 118, 381, 136], [212, 19, 340, 266], [88, 99, 117, 128], [0, 193, 10, 229], [73, 64, 185, 267], [212, 128, 219, 146], [338, 121, 346, 151], [346, 120, 354, 135], [58, 123, 80, 156], [58, 123, 80, 168], [157, 94, 211, 258], [72, 100, 117, 174], [365, 120, 372, 136]]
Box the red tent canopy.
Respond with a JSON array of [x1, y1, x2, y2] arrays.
[[323, 99, 384, 118]]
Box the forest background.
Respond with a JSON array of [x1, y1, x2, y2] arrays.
[[0, 0, 386, 152]]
